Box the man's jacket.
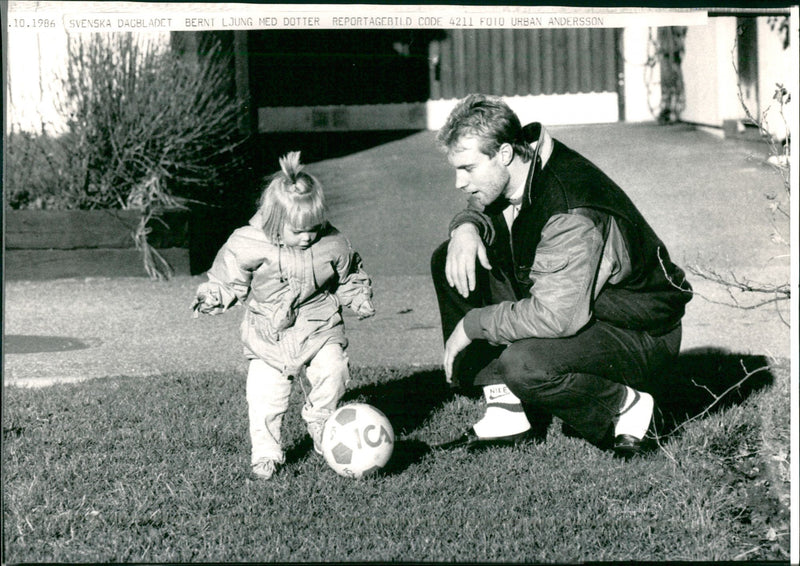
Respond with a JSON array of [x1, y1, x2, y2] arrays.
[[450, 123, 693, 345]]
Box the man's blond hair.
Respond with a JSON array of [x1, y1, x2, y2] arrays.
[[437, 93, 535, 161]]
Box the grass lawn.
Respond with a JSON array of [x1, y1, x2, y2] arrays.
[[3, 359, 790, 562]]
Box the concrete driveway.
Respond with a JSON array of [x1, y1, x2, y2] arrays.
[[4, 123, 791, 387]]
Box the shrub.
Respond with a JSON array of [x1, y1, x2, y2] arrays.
[[57, 33, 247, 213], [5, 130, 76, 210], [7, 32, 248, 279]]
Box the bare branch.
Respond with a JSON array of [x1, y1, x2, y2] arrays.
[[658, 248, 789, 326], [685, 264, 790, 304], [651, 361, 771, 443]]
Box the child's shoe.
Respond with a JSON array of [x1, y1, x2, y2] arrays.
[[307, 422, 324, 456], [251, 458, 278, 479]]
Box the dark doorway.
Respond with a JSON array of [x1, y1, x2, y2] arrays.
[[248, 29, 436, 107]]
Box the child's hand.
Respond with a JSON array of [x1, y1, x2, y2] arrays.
[[191, 284, 223, 317], [355, 298, 375, 319]]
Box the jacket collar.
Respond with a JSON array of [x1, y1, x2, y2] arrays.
[[520, 123, 554, 207]]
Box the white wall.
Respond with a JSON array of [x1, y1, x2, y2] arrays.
[[6, 30, 170, 135], [716, 18, 744, 125], [425, 92, 619, 131], [622, 26, 659, 122], [756, 17, 793, 141], [6, 28, 70, 134], [682, 18, 723, 127], [681, 15, 794, 136]]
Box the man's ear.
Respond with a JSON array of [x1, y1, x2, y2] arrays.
[[498, 142, 514, 166]]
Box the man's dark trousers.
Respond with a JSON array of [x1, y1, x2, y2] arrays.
[[431, 241, 682, 445]]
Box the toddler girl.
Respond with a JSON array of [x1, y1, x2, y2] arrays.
[[192, 151, 375, 480]]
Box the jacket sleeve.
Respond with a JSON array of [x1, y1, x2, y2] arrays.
[[332, 243, 374, 314], [461, 211, 606, 343], [204, 226, 265, 309], [448, 208, 497, 246]]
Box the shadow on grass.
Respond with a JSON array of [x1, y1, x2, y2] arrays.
[[332, 348, 777, 458], [380, 440, 433, 476], [650, 348, 776, 436], [281, 370, 450, 469], [4, 334, 94, 354], [340, 369, 450, 473], [284, 435, 433, 476], [336, 368, 553, 471], [342, 369, 454, 435]]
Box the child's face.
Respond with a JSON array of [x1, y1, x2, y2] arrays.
[[281, 222, 321, 249]]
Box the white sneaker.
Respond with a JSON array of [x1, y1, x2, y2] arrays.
[[472, 404, 531, 438], [614, 387, 654, 440], [251, 458, 278, 480], [472, 384, 531, 438]]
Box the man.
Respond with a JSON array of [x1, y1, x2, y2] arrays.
[[431, 94, 692, 458]]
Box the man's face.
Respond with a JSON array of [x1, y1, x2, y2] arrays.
[[447, 135, 510, 210]]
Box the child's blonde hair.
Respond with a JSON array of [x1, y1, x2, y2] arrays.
[[258, 151, 327, 244]]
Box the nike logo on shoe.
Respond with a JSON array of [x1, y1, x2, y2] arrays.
[[485, 384, 512, 401]]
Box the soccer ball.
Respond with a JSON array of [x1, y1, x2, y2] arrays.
[[321, 403, 394, 479]]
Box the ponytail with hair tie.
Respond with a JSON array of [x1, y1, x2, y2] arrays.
[[278, 151, 307, 194]]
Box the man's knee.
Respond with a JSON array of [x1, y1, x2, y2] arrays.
[[494, 342, 555, 394]]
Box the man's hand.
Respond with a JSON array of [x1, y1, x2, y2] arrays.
[[443, 319, 472, 383], [445, 223, 492, 298]]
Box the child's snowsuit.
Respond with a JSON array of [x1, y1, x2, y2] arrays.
[[197, 213, 374, 463]]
